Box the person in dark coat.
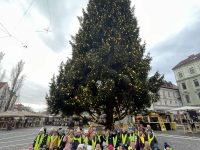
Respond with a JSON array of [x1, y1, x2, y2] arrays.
[[40, 128, 48, 149], [112, 130, 121, 149], [71, 128, 84, 150], [58, 129, 66, 150], [146, 129, 159, 150], [136, 128, 145, 150], [95, 131, 104, 149]]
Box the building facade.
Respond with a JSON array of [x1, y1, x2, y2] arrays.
[[13, 103, 33, 112], [173, 53, 200, 106], [151, 81, 182, 112]]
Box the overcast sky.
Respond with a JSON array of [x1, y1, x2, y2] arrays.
[[0, 0, 200, 111]]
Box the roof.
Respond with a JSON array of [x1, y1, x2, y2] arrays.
[[161, 81, 178, 90], [173, 53, 200, 70], [0, 111, 48, 117], [0, 82, 7, 89]]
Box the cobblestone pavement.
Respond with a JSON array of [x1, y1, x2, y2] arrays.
[[0, 127, 200, 150], [155, 132, 200, 150], [0, 127, 42, 150]]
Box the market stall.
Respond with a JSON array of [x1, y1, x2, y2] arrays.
[[0, 111, 47, 130], [134, 112, 176, 131], [170, 106, 200, 133]]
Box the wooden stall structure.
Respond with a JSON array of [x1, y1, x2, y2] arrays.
[[0, 111, 47, 130], [170, 106, 200, 133], [134, 112, 176, 131]]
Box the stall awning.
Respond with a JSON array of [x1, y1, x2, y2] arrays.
[[170, 106, 200, 111], [0, 111, 47, 117]]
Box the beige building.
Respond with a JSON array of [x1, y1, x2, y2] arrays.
[[172, 53, 200, 106], [151, 81, 182, 112]]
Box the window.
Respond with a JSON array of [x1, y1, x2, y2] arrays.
[[198, 93, 200, 99], [185, 95, 191, 103], [170, 101, 172, 104], [182, 83, 187, 90], [173, 92, 176, 98], [163, 91, 166, 98], [189, 67, 195, 74], [178, 72, 183, 78], [168, 92, 171, 97], [158, 91, 161, 97], [194, 79, 200, 87], [165, 100, 167, 105]]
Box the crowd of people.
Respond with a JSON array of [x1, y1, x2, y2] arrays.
[[33, 124, 172, 150]]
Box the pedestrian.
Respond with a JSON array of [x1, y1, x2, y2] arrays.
[[164, 142, 172, 150], [33, 128, 45, 150], [95, 130, 103, 149], [128, 128, 137, 150], [108, 144, 114, 150], [112, 130, 121, 149], [91, 131, 98, 149], [58, 129, 65, 150], [49, 130, 59, 150], [76, 144, 85, 150], [40, 127, 49, 149], [95, 143, 101, 150], [63, 130, 73, 150], [136, 128, 145, 150], [106, 130, 113, 146], [144, 141, 151, 150], [45, 128, 55, 149], [146, 129, 158, 150], [121, 129, 128, 148], [71, 127, 84, 150], [118, 144, 127, 150], [146, 125, 152, 133]]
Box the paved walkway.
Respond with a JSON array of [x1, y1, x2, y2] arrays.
[[0, 127, 41, 150], [0, 127, 200, 150]]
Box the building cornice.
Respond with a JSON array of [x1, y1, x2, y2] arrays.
[[176, 74, 200, 82]]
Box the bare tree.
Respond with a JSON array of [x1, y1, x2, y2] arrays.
[[0, 52, 6, 81], [4, 60, 25, 111]]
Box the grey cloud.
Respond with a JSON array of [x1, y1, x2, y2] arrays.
[[34, 0, 88, 52], [149, 13, 200, 83], [19, 80, 48, 105]]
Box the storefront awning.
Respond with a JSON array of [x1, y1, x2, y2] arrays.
[[170, 106, 200, 111]]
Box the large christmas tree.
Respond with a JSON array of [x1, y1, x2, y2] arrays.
[[46, 0, 163, 129]]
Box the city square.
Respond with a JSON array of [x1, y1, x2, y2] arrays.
[[0, 0, 200, 150]]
